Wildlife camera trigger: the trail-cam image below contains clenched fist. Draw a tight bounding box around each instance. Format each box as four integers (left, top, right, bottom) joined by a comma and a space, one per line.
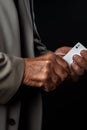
23, 52, 69, 92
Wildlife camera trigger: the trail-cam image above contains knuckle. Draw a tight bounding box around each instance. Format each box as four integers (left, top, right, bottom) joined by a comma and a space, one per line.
45, 60, 52, 66
45, 61, 53, 73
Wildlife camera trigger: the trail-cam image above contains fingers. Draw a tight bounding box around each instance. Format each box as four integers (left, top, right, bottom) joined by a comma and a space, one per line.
43, 76, 61, 92
71, 53, 87, 74
73, 54, 87, 70
71, 62, 84, 76
42, 60, 62, 92
69, 51, 87, 81
56, 55, 70, 74
81, 50, 87, 62
53, 61, 69, 82
55, 46, 72, 57
41, 55, 69, 92
49, 57, 69, 90
80, 50, 87, 70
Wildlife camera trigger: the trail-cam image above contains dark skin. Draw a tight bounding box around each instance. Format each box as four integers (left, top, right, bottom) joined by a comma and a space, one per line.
23, 47, 87, 92
23, 52, 69, 92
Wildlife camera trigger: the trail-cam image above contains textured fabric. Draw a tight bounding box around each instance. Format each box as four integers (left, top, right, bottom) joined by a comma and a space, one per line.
0, 0, 49, 130
0, 0, 24, 104
0, 53, 24, 104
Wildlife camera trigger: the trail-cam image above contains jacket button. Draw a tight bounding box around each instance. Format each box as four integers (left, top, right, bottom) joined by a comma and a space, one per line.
8, 118, 16, 126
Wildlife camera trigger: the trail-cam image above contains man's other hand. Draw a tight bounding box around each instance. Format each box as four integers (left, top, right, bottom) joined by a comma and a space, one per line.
55, 46, 87, 81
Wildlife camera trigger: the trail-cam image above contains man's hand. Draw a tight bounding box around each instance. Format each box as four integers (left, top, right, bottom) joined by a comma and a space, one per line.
55, 46, 71, 57
55, 46, 87, 81
23, 52, 69, 92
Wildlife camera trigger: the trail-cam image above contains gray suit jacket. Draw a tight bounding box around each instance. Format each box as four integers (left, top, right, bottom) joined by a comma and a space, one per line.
0, 0, 49, 129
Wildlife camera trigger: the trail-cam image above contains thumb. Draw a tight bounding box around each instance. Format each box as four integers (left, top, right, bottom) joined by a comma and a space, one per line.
55, 46, 72, 57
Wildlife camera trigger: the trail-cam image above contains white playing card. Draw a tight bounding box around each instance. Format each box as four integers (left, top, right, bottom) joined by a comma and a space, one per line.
63, 42, 87, 66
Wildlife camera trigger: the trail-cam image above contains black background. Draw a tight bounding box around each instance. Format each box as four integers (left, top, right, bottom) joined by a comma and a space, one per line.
34, 0, 86, 129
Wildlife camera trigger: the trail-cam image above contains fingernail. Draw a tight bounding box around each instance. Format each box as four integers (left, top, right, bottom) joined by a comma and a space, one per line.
81, 50, 86, 55
73, 55, 78, 60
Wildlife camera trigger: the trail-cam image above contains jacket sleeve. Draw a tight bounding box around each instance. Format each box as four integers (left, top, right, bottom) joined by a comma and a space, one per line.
31, 1, 50, 56
33, 22, 50, 56
0, 52, 24, 104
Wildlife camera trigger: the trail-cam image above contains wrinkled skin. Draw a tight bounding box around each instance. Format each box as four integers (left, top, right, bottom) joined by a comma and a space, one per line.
23, 46, 87, 92
23, 52, 70, 92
